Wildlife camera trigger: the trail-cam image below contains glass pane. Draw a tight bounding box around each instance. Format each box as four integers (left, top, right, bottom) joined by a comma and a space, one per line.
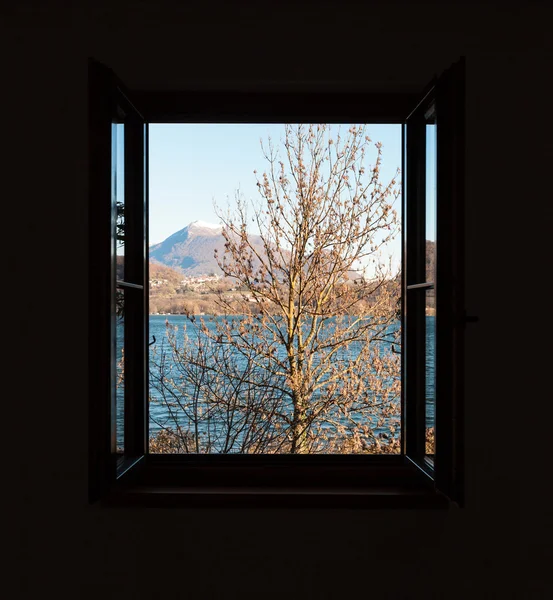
112, 117, 126, 455
115, 287, 125, 454
425, 289, 436, 457
425, 110, 436, 284
112, 120, 125, 280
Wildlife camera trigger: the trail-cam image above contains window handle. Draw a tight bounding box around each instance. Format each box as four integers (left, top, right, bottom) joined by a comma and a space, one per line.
459, 311, 479, 325
149, 335, 156, 346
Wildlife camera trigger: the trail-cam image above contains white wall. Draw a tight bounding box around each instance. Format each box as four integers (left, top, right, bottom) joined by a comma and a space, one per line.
4, 1, 551, 598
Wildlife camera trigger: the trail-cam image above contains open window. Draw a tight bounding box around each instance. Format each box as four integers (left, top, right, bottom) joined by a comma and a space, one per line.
89, 58, 465, 507
88, 63, 148, 499
403, 63, 465, 503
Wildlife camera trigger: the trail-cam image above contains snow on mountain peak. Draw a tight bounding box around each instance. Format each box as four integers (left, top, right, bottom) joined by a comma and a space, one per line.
189, 220, 222, 231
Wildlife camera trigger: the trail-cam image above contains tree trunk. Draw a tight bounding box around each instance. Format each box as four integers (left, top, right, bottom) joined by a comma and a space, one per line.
290, 393, 308, 453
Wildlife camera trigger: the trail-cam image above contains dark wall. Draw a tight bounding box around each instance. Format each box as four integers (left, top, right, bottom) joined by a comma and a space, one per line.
4, 1, 551, 598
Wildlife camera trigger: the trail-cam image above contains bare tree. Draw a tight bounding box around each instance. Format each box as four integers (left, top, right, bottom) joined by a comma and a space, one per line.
150, 124, 402, 454
150, 322, 290, 453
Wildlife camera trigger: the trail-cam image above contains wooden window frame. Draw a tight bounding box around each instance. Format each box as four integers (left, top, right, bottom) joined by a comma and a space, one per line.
88, 58, 465, 508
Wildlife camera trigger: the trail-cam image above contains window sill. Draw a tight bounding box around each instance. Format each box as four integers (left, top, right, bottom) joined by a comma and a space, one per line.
99, 455, 451, 509
104, 485, 450, 509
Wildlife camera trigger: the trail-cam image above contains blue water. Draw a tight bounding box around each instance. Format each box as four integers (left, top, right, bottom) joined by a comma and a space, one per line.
116, 315, 435, 450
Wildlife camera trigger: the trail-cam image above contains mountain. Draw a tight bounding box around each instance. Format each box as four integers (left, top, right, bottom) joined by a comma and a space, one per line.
149, 220, 266, 276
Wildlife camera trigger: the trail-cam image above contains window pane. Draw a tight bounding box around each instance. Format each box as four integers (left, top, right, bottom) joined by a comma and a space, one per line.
115, 287, 125, 454
425, 111, 436, 284
112, 120, 125, 281
425, 289, 435, 457
148, 123, 402, 454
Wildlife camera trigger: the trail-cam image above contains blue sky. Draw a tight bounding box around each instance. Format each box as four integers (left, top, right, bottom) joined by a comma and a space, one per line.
148, 123, 404, 271
426, 123, 437, 242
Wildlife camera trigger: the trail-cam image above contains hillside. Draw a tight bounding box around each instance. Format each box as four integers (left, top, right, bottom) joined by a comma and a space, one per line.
149, 262, 186, 285
426, 239, 436, 282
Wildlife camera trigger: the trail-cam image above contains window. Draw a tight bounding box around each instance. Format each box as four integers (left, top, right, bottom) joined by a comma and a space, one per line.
89, 59, 465, 507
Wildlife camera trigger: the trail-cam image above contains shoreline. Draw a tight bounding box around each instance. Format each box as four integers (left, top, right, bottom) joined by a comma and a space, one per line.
150, 312, 435, 318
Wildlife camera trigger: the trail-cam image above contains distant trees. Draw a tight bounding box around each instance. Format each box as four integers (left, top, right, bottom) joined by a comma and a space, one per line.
150, 125, 401, 454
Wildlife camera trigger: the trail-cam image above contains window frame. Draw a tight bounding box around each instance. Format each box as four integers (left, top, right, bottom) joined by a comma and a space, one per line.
404, 86, 439, 474
89, 58, 465, 508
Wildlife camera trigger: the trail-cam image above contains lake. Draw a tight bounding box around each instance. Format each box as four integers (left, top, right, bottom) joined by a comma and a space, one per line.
116, 314, 435, 450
